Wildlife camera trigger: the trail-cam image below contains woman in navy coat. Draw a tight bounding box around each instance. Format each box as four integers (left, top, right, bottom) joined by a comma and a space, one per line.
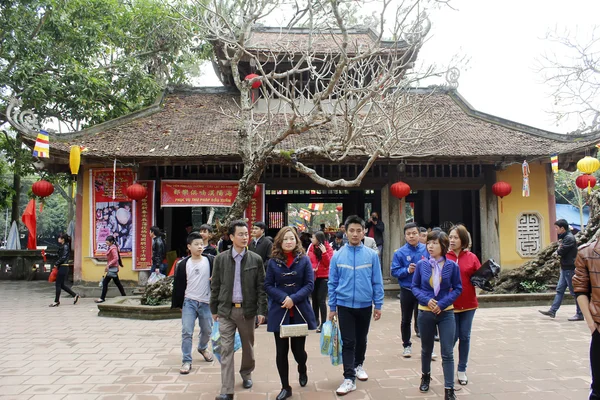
265, 226, 317, 400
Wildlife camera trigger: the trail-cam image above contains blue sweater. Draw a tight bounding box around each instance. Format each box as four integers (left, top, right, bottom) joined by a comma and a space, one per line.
328, 243, 384, 311
411, 258, 462, 311
390, 242, 428, 289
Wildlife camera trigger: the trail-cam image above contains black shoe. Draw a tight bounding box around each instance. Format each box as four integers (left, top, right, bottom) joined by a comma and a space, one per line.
242, 378, 253, 389
445, 388, 457, 400
49, 302, 60, 307
276, 387, 292, 400
215, 395, 233, 400
538, 310, 555, 318
415, 332, 421, 338
419, 373, 430, 392
73, 294, 80, 305
299, 373, 308, 387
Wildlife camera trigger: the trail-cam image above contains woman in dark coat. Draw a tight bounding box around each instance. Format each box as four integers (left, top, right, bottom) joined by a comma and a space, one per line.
49, 233, 79, 307
265, 226, 317, 400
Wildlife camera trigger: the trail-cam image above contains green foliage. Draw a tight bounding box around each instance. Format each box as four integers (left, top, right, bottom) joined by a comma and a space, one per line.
0, 0, 203, 127
141, 276, 173, 306
519, 280, 547, 293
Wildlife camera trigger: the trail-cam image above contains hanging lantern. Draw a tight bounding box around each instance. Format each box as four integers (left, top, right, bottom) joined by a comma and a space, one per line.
576, 174, 597, 194
390, 181, 411, 199
126, 183, 147, 201
69, 145, 82, 198
244, 73, 262, 89
32, 180, 54, 198
577, 156, 600, 174
492, 181, 512, 213
335, 205, 343, 212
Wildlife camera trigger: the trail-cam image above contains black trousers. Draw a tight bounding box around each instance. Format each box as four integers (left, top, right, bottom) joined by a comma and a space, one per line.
591, 330, 600, 400
312, 278, 328, 326
273, 330, 307, 388
100, 275, 126, 300
400, 288, 419, 347
55, 266, 76, 302
338, 305, 372, 381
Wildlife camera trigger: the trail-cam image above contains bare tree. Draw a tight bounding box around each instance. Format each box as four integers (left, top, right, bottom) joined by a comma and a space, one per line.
181, 0, 457, 221
540, 26, 600, 134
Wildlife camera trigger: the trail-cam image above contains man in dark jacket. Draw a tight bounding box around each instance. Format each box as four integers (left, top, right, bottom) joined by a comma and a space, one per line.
248, 221, 272, 267
211, 220, 267, 400
171, 232, 215, 375
365, 212, 384, 258
539, 219, 584, 321
150, 226, 166, 275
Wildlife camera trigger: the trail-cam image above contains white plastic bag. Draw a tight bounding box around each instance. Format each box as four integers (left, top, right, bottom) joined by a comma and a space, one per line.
147, 271, 165, 285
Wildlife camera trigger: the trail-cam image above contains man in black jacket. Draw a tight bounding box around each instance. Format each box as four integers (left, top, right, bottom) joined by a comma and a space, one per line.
150, 226, 166, 275
365, 212, 385, 259
248, 221, 272, 267
539, 219, 584, 321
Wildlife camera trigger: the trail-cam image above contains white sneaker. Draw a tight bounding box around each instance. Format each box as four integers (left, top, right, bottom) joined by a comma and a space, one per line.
336, 379, 357, 395
457, 371, 468, 385
402, 346, 412, 358
431, 351, 437, 361
355, 364, 368, 381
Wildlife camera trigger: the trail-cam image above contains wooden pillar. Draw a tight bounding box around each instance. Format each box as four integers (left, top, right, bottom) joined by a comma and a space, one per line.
480, 166, 500, 263
73, 170, 84, 282
546, 164, 558, 243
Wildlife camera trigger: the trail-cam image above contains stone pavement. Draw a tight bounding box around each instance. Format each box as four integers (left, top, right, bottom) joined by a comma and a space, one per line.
0, 281, 593, 400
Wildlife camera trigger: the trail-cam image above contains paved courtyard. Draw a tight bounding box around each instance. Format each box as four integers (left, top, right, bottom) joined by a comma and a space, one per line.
0, 281, 593, 399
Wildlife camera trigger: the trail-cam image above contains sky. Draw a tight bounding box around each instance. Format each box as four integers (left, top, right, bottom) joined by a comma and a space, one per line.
195, 0, 600, 134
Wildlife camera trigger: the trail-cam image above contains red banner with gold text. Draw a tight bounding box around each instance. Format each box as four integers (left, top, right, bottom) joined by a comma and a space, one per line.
244, 184, 265, 228
161, 180, 239, 207
133, 181, 155, 270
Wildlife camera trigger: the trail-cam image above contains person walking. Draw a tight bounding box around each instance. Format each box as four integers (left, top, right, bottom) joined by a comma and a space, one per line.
49, 233, 79, 307
265, 227, 317, 400
172, 232, 216, 375
150, 226, 167, 275
248, 221, 273, 267
539, 219, 584, 321
573, 239, 600, 400
391, 223, 428, 358
412, 230, 462, 400
95, 235, 127, 303
328, 215, 384, 396
365, 212, 384, 258
210, 220, 267, 400
447, 224, 481, 386
307, 231, 333, 333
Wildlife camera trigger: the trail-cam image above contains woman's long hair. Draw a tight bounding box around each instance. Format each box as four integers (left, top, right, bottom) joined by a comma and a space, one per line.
271, 226, 305, 261
313, 231, 327, 260
57, 233, 71, 245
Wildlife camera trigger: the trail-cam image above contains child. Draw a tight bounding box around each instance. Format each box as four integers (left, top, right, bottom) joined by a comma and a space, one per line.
171, 232, 215, 374
199, 224, 218, 256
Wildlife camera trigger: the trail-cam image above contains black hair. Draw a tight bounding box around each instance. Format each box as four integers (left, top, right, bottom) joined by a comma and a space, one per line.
335, 231, 344, 239
252, 221, 267, 231
344, 215, 365, 230
105, 235, 116, 244
199, 224, 213, 233
150, 226, 163, 237
58, 233, 71, 244
404, 222, 418, 233
184, 222, 193, 228
187, 231, 203, 245
228, 220, 248, 236
432, 227, 442, 232
313, 231, 327, 260
419, 226, 427, 233
554, 219, 570, 231
339, 222, 345, 228
426, 230, 450, 255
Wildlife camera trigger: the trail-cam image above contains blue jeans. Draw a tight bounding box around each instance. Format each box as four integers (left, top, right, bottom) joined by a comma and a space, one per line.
453, 309, 476, 372
181, 298, 213, 363
418, 310, 455, 388
550, 269, 582, 316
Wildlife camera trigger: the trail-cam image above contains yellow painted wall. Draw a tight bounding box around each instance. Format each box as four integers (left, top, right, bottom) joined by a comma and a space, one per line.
81, 165, 139, 282
497, 162, 551, 269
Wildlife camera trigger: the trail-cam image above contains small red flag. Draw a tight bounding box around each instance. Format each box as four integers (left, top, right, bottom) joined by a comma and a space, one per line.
21, 199, 37, 250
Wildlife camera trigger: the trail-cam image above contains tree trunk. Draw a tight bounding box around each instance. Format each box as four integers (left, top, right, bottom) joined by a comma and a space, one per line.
10, 135, 22, 225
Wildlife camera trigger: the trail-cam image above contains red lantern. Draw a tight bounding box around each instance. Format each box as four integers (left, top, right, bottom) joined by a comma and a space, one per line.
491, 181, 512, 213
32, 180, 54, 198
126, 183, 147, 201
336, 205, 343, 212
245, 73, 262, 89
576, 174, 597, 190
390, 181, 411, 199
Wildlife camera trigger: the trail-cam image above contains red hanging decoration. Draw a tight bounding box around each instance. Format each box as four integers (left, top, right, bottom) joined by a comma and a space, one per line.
32, 180, 54, 198
335, 205, 343, 212
245, 73, 262, 89
126, 183, 148, 201
576, 174, 597, 194
390, 181, 411, 199
492, 181, 512, 213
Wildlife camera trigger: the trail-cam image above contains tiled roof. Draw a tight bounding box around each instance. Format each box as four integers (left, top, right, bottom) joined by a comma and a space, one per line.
34, 87, 600, 164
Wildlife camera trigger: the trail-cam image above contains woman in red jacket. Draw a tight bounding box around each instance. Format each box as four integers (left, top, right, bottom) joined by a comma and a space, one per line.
307, 231, 333, 333
447, 224, 480, 386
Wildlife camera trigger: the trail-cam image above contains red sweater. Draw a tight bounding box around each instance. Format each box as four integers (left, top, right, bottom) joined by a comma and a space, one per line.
307, 242, 333, 279
446, 250, 481, 311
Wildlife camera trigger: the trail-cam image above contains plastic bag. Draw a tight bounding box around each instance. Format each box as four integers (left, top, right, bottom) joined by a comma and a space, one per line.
147, 271, 165, 285
48, 268, 57, 283
211, 321, 242, 363
320, 321, 332, 356
471, 259, 501, 292
329, 318, 343, 366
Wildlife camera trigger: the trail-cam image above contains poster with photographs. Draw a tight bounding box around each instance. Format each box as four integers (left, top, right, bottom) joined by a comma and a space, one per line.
91, 168, 135, 257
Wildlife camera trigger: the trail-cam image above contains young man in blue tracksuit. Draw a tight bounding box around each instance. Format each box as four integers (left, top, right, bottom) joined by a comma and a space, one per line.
391, 223, 428, 358
328, 215, 384, 396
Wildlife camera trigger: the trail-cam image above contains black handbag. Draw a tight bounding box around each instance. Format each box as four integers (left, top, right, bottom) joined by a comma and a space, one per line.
470, 259, 501, 291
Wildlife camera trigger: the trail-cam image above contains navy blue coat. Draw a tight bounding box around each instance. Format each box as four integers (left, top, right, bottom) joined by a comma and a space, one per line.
264, 254, 318, 332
